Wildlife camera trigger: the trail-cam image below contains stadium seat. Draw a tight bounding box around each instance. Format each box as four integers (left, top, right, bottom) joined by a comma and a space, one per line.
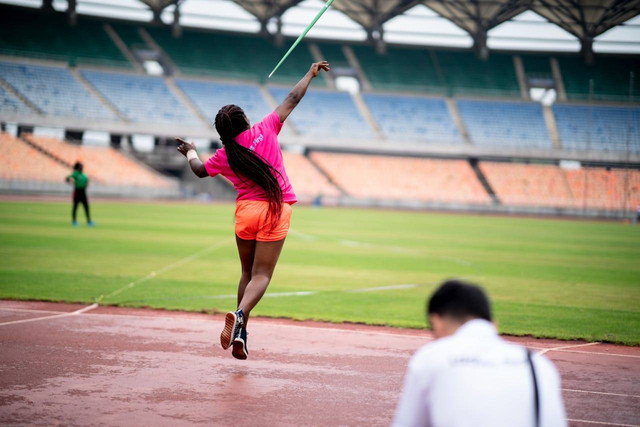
146, 27, 324, 86
310, 152, 490, 204
434, 51, 520, 97
0, 84, 34, 116
0, 5, 130, 68
0, 133, 69, 182
268, 88, 372, 138
553, 104, 640, 152
282, 152, 341, 200
110, 22, 148, 53
350, 45, 444, 93
175, 79, 272, 126
315, 42, 351, 70
557, 55, 640, 102
0, 62, 116, 120
362, 93, 461, 143
456, 99, 552, 149
520, 54, 553, 82
565, 167, 640, 211
80, 70, 200, 125
26, 135, 174, 188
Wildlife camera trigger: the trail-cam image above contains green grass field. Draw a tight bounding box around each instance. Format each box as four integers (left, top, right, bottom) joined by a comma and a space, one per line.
1, 200, 639, 345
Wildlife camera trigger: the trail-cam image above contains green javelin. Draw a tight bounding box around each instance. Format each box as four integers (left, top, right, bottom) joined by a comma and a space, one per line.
268, 0, 335, 79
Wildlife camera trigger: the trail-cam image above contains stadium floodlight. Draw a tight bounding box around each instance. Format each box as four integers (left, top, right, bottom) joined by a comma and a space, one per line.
268, 0, 335, 78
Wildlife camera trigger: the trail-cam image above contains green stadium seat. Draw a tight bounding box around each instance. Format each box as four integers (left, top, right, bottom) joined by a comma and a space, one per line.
110, 22, 148, 53
0, 5, 131, 69
146, 27, 325, 86
434, 50, 520, 97
351, 44, 444, 93
520, 54, 553, 81
315, 42, 351, 69
557, 54, 640, 102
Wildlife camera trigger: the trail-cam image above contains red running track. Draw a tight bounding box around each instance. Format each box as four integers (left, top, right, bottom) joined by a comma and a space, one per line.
0, 301, 638, 426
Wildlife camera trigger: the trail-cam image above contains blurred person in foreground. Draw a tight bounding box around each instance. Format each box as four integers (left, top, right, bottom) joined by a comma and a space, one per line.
393, 280, 566, 427
65, 162, 93, 227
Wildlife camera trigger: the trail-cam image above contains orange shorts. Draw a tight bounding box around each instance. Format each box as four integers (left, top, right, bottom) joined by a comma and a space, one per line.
235, 200, 292, 242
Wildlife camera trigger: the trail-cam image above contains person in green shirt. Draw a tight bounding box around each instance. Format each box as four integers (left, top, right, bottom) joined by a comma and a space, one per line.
65, 162, 93, 227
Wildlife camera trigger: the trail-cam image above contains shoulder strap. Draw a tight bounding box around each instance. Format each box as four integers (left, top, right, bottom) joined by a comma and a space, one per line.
526, 349, 540, 427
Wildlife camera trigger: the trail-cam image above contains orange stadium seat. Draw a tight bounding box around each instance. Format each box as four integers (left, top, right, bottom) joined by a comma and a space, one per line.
310, 152, 490, 204
565, 168, 640, 211
0, 133, 69, 182
282, 152, 341, 199
25, 135, 172, 188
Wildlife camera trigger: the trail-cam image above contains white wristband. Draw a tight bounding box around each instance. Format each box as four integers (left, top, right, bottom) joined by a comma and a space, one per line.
186, 150, 198, 161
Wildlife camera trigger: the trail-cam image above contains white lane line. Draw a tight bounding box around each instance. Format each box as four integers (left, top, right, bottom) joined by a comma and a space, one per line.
538, 341, 601, 355
558, 349, 640, 359
563, 389, 640, 399
0, 303, 98, 327
0, 307, 65, 315
566, 419, 639, 426
348, 284, 419, 293
98, 240, 228, 302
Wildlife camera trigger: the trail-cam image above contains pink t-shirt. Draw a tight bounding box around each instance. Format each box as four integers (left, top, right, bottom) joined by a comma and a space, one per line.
204, 110, 297, 204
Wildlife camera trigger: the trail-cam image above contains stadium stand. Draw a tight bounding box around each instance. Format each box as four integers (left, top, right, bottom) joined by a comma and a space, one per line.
146, 27, 324, 85
553, 104, 640, 152
520, 54, 553, 82
0, 6, 130, 68
480, 161, 573, 207
556, 55, 640, 102
310, 152, 490, 204
0, 84, 34, 116
315, 43, 351, 69
175, 78, 271, 125
110, 22, 149, 53
434, 51, 520, 97
565, 167, 640, 211
282, 152, 341, 199
25, 135, 174, 188
456, 99, 552, 149
350, 45, 444, 93
0, 133, 69, 182
269, 88, 372, 138
0, 62, 116, 120
362, 93, 461, 143
80, 70, 200, 125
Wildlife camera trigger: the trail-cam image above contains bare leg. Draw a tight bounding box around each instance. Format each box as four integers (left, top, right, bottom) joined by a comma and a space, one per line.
237, 238, 286, 317
235, 235, 256, 325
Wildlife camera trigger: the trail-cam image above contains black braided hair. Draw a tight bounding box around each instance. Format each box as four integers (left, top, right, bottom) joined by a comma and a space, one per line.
215, 104, 283, 228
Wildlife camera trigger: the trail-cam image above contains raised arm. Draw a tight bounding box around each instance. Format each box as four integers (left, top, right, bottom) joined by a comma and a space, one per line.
275, 61, 330, 123
176, 138, 208, 178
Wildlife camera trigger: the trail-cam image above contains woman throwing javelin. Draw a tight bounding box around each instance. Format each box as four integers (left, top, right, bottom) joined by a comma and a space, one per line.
177, 61, 330, 360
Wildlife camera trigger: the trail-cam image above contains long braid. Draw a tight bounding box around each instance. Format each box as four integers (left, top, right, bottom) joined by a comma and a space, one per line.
215, 104, 283, 228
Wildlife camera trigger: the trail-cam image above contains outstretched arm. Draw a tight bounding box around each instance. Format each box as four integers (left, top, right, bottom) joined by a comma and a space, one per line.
176, 138, 208, 178
275, 61, 330, 123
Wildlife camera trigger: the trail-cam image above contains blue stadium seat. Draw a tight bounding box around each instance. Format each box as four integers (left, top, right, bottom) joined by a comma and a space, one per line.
553, 104, 640, 152
268, 88, 372, 138
80, 70, 200, 124
0, 62, 115, 119
456, 100, 552, 149
175, 79, 271, 125
362, 93, 461, 143
0, 84, 33, 115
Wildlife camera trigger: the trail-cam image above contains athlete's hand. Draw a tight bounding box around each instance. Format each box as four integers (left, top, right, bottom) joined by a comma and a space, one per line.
176, 137, 196, 157
308, 61, 330, 78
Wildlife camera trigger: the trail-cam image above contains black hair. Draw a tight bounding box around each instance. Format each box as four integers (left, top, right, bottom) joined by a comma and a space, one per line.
73, 162, 83, 172
214, 104, 283, 227
427, 279, 492, 322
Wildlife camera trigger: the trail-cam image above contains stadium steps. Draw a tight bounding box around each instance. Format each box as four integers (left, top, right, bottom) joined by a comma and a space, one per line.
342, 46, 372, 91
469, 158, 500, 205
309, 43, 336, 89
165, 76, 210, 126
19, 134, 73, 169
71, 68, 128, 122
0, 75, 42, 115
138, 27, 179, 76
445, 98, 471, 144
350, 92, 384, 140
305, 152, 349, 196
550, 58, 568, 101
103, 23, 143, 72
542, 105, 562, 149
512, 56, 529, 99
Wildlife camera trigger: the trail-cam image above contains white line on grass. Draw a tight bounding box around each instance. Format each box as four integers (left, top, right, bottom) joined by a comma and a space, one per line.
566, 419, 639, 427
538, 341, 601, 355
348, 284, 419, 293
98, 240, 228, 302
0, 303, 97, 327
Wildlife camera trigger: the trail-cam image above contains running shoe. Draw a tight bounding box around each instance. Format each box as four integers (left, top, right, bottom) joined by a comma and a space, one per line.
220, 309, 244, 350
232, 328, 248, 360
